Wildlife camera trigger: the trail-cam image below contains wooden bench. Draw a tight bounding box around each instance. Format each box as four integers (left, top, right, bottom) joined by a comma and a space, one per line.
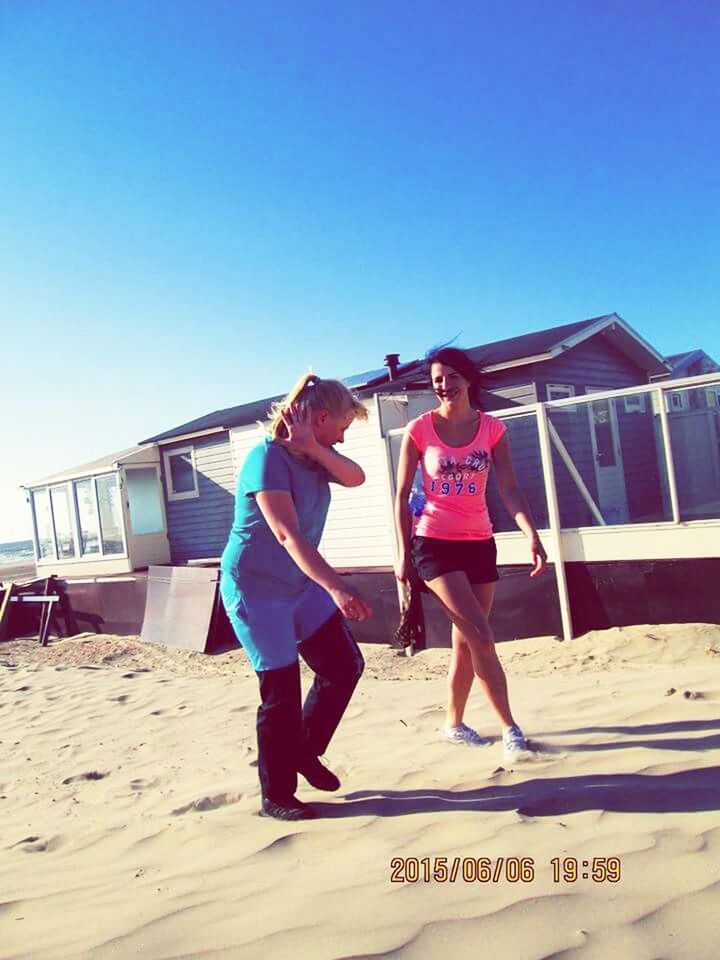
0, 577, 63, 646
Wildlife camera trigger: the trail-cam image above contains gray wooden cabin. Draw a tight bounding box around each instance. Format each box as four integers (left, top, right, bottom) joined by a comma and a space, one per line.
141, 313, 672, 568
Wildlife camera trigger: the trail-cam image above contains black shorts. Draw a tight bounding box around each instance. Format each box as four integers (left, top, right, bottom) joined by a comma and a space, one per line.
411, 536, 499, 585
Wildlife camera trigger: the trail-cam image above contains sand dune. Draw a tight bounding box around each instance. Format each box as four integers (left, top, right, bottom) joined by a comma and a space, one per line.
2, 624, 719, 959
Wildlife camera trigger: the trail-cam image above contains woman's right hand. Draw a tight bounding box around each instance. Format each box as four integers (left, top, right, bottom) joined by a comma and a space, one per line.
394, 554, 411, 583
330, 585, 373, 621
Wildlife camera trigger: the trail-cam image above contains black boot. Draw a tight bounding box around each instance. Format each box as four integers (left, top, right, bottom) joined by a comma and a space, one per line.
260, 795, 316, 821
298, 755, 341, 791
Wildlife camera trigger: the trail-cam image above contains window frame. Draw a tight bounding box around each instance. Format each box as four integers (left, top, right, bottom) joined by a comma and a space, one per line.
623, 394, 646, 414
667, 391, 690, 412
546, 383, 577, 411
49, 482, 78, 560
29, 472, 128, 563
30, 486, 56, 561
705, 387, 720, 409
163, 445, 200, 501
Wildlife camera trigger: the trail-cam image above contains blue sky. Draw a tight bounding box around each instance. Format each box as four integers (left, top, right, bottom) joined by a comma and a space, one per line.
1, 0, 718, 541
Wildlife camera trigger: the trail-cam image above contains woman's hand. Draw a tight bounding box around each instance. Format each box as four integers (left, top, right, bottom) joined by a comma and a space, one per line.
529, 537, 548, 577
330, 584, 373, 621
279, 404, 320, 457
394, 554, 411, 583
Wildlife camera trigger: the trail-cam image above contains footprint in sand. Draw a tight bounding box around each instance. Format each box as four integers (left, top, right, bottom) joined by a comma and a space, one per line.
110, 694, 129, 704
13, 835, 63, 853
130, 777, 160, 792
62, 771, 109, 785
15, 686, 31, 692
171, 793, 243, 815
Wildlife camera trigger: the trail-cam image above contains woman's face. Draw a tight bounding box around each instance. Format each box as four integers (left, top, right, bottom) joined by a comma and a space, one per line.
431, 362, 470, 403
313, 407, 356, 447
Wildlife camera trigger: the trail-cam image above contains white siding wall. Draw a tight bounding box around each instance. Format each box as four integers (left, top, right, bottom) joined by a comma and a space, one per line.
229, 423, 266, 479
320, 402, 395, 568
229, 403, 396, 570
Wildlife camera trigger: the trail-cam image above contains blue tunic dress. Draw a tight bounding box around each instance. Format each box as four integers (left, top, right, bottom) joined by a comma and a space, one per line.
219, 437, 338, 672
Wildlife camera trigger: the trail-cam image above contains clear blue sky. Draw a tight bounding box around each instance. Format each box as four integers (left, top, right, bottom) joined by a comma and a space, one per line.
1, 0, 718, 542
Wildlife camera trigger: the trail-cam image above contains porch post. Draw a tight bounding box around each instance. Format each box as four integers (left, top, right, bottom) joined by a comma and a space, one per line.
535, 402, 574, 642
656, 387, 681, 523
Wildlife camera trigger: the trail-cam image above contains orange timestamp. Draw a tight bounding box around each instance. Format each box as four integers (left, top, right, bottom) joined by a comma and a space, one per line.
390, 856, 622, 884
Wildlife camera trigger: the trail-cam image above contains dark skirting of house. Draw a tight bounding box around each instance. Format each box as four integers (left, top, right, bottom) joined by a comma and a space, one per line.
9, 558, 718, 652
565, 558, 720, 635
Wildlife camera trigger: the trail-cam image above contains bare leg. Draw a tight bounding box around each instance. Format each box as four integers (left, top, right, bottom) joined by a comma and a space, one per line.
446, 582, 495, 728
426, 572, 516, 731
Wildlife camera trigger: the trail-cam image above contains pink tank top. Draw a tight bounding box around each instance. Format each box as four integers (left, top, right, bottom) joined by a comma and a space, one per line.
407, 410, 506, 541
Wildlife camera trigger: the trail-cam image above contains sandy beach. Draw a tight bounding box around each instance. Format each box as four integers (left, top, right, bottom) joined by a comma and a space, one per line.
0, 559, 37, 584
2, 623, 720, 959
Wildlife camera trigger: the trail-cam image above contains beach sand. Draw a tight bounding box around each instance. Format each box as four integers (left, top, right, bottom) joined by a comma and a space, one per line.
2, 623, 719, 959
0, 559, 37, 584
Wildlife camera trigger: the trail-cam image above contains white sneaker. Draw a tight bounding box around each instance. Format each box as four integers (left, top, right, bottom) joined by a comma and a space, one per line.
502, 724, 532, 760
441, 723, 489, 746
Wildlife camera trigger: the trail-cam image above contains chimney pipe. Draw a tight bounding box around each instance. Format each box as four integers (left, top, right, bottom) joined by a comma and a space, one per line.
384, 353, 400, 381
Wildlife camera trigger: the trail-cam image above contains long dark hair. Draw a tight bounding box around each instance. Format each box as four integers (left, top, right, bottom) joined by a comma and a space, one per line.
425, 346, 485, 407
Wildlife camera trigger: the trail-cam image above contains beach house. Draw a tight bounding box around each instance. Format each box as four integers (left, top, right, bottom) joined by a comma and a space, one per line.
21, 313, 720, 643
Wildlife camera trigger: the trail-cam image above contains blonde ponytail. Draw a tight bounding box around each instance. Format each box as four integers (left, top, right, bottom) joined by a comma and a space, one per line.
267, 372, 367, 440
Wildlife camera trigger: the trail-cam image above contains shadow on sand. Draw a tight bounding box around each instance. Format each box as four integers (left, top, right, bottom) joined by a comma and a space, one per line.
310, 719, 720, 818
312, 765, 720, 819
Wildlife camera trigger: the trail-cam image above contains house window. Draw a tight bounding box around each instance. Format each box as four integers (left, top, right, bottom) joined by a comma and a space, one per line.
29, 474, 127, 563
706, 387, 720, 408
31, 488, 55, 560
546, 384, 576, 410
164, 446, 199, 500
667, 391, 690, 412
74, 477, 101, 556
623, 394, 646, 414
96, 474, 126, 554
126, 468, 165, 534
50, 485, 76, 559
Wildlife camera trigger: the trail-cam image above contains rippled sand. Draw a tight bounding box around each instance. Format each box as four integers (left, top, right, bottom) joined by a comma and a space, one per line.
2, 623, 719, 959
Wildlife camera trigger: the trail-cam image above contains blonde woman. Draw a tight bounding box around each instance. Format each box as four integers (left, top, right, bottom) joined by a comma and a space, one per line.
220, 374, 372, 820
394, 347, 547, 761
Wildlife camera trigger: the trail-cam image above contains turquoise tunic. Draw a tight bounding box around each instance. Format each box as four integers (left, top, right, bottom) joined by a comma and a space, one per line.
220, 437, 338, 672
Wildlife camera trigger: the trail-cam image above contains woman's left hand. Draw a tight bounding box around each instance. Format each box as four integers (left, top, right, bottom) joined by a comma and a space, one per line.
529, 537, 548, 577
279, 404, 319, 456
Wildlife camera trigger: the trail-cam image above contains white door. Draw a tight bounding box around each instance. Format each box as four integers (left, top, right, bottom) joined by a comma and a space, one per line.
586, 388, 629, 524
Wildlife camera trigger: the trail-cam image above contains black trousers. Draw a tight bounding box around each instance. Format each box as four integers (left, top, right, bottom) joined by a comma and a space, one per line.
255, 611, 365, 803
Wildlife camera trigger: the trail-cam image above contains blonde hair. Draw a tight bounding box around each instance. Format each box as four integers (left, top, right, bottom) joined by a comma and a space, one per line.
267, 373, 368, 440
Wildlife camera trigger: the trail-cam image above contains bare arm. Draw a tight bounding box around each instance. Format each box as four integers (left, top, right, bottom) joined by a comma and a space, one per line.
492, 435, 547, 577
255, 490, 372, 618
393, 431, 420, 581
306, 444, 365, 487
280, 406, 365, 486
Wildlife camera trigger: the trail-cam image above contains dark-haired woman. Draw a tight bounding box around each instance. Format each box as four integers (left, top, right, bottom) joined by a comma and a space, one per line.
394, 348, 547, 761
220, 373, 372, 820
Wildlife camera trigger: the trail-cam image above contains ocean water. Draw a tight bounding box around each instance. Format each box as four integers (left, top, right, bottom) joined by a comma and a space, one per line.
0, 540, 34, 565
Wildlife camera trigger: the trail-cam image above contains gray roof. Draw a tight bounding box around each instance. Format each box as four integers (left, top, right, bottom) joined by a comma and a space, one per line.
140, 313, 663, 443
24, 445, 157, 489
664, 349, 720, 377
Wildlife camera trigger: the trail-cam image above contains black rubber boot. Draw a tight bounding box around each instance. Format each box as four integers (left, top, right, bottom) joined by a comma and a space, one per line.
298, 755, 341, 792
259, 796, 316, 821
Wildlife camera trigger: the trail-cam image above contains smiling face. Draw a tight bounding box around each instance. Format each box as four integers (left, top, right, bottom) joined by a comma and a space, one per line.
431, 362, 471, 404
312, 406, 356, 447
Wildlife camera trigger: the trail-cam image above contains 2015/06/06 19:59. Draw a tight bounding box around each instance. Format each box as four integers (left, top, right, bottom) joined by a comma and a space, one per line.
389, 857, 622, 884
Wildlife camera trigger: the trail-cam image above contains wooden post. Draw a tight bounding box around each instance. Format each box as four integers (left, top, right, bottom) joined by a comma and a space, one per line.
0, 582, 17, 642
